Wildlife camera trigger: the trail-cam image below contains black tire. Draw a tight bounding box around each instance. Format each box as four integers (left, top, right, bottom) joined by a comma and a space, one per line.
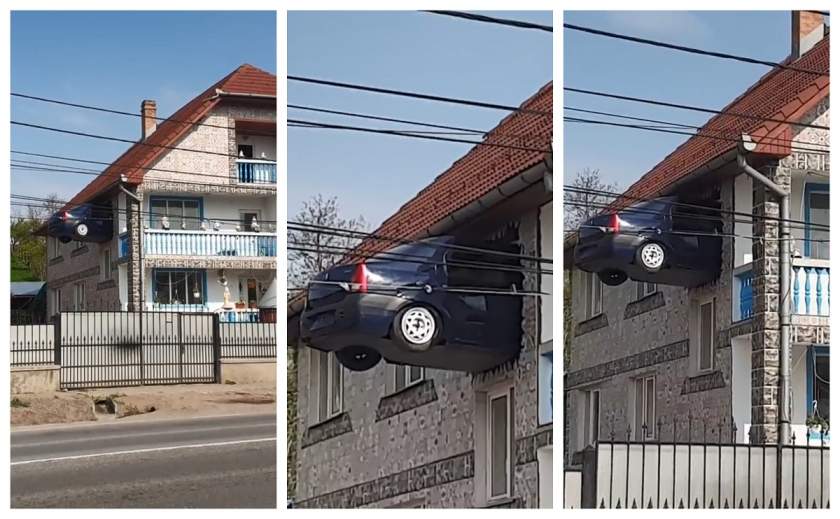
636, 241, 667, 273
392, 305, 440, 352
58, 236, 72, 244
598, 270, 628, 286
336, 346, 382, 372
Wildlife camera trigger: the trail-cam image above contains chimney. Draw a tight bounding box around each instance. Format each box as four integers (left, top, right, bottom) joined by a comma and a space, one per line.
141, 100, 157, 140
791, 11, 825, 59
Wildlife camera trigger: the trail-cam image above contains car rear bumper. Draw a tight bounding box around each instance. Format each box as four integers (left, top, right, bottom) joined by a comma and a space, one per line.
574, 233, 643, 272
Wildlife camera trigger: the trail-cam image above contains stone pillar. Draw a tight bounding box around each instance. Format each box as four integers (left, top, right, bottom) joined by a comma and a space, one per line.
126, 190, 144, 311
750, 162, 790, 444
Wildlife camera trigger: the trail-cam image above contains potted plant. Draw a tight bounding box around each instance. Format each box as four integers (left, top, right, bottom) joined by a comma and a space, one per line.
235, 299, 246, 309
806, 414, 829, 437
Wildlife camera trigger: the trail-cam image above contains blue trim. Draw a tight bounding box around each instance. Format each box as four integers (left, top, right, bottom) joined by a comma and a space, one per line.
148, 196, 204, 227
150, 268, 208, 306
805, 345, 830, 417
803, 183, 829, 257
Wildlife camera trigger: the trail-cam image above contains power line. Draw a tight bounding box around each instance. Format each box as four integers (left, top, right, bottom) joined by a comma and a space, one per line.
11, 92, 240, 131
289, 119, 552, 153
567, 224, 831, 244
290, 277, 548, 298
289, 221, 552, 264
564, 22, 828, 75
564, 106, 830, 152
563, 116, 830, 155
423, 10, 552, 33
564, 86, 830, 131
11, 120, 251, 160
288, 75, 552, 116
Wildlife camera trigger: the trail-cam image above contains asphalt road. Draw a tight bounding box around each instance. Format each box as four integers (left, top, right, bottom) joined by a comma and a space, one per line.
11, 413, 276, 508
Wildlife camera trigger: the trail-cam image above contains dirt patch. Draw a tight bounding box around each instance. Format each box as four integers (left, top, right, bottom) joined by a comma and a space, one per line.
11, 392, 96, 426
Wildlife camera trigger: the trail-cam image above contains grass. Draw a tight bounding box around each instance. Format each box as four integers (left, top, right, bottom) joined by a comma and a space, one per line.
11, 257, 40, 282
11, 397, 30, 408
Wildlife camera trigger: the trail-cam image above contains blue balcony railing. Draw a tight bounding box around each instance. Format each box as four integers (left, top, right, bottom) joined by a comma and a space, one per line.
733, 258, 829, 320
144, 229, 276, 257
236, 159, 276, 184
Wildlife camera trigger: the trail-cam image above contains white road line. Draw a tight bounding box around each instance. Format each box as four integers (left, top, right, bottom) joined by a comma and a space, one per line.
11, 437, 276, 466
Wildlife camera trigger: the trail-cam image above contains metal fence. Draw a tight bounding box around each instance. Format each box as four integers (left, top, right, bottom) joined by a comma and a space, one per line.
573, 417, 830, 509
10, 310, 277, 389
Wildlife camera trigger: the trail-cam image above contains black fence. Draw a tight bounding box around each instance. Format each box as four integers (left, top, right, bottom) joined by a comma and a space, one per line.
575, 416, 830, 509
10, 310, 276, 389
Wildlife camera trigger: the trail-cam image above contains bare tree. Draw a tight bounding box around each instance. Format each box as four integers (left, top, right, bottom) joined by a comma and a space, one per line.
563, 168, 618, 229
287, 194, 367, 293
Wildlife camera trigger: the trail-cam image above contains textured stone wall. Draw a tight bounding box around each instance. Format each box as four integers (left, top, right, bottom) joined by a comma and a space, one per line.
294, 210, 551, 508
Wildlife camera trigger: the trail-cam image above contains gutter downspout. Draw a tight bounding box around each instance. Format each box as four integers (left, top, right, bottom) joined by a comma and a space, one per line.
736, 137, 792, 446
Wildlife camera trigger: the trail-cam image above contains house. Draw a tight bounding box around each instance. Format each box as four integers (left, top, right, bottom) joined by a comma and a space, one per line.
287, 83, 553, 508
564, 11, 829, 465
41, 64, 277, 322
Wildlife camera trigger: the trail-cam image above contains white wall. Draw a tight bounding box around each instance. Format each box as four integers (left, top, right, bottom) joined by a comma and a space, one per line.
143, 193, 275, 232
733, 173, 753, 268
730, 336, 751, 435
791, 345, 808, 425
236, 134, 275, 160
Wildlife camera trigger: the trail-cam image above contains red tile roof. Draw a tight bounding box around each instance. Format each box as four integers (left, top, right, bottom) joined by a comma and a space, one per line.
60, 64, 276, 211
358, 82, 553, 254
613, 37, 829, 208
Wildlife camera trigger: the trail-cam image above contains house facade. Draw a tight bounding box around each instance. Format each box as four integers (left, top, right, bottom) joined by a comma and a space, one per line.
44, 64, 277, 322
564, 13, 829, 464
288, 84, 554, 508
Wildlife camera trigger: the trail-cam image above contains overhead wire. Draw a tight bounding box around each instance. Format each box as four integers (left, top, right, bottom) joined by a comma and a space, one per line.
423, 10, 552, 33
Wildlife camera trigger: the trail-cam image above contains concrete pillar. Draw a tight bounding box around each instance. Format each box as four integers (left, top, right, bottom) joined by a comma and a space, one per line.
750, 162, 790, 444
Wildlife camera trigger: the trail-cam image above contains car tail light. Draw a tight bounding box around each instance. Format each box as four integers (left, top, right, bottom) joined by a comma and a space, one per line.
351, 262, 368, 293
60, 211, 71, 222
607, 213, 620, 233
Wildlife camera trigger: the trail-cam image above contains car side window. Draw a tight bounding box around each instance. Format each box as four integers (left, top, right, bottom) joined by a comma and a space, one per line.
445, 250, 520, 290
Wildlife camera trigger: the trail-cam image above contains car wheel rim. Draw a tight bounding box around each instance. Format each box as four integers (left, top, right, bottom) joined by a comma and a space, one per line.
76, 224, 88, 236
401, 307, 435, 345
641, 243, 664, 268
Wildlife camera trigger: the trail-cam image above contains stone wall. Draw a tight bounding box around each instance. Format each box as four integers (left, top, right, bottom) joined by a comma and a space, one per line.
293, 210, 551, 508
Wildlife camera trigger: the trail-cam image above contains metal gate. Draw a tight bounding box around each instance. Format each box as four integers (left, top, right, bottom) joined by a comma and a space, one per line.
58, 311, 219, 389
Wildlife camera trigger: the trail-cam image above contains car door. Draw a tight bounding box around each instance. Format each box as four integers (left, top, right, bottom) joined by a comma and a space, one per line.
441, 250, 489, 345
667, 206, 704, 268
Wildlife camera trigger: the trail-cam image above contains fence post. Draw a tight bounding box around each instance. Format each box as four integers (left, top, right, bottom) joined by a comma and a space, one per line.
53, 313, 61, 366
212, 313, 222, 383
581, 445, 599, 508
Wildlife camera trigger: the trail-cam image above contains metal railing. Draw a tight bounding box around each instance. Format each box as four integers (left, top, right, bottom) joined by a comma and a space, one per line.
236, 159, 276, 184
144, 229, 276, 257
574, 416, 830, 509
220, 320, 276, 358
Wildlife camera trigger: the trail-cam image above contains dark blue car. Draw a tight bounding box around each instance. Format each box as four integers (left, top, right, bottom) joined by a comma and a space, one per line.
574, 196, 722, 287
300, 236, 523, 372
47, 203, 113, 243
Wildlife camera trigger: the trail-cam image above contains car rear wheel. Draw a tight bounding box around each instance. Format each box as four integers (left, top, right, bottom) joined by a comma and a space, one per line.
336, 346, 382, 372
75, 223, 89, 237
393, 305, 439, 352
637, 242, 666, 272
598, 270, 627, 286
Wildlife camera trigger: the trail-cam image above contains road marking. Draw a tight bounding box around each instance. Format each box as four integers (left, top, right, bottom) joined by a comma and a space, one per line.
11, 437, 276, 466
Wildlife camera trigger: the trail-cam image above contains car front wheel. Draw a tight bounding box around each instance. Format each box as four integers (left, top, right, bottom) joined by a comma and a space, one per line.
637, 242, 666, 272
598, 270, 628, 286
336, 346, 382, 372
75, 223, 89, 237
393, 305, 439, 352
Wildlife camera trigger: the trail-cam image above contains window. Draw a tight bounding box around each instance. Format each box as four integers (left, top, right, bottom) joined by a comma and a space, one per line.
73, 282, 85, 310
634, 376, 656, 440
583, 271, 603, 318
240, 210, 261, 231
808, 347, 829, 421
805, 185, 829, 259
583, 389, 600, 447
394, 365, 424, 392
311, 349, 343, 422
487, 388, 511, 500
149, 197, 201, 230
237, 144, 254, 158
636, 281, 656, 300
538, 349, 553, 425
101, 248, 112, 281
699, 300, 715, 371
446, 249, 522, 290
52, 288, 62, 314
152, 270, 205, 306
49, 237, 61, 259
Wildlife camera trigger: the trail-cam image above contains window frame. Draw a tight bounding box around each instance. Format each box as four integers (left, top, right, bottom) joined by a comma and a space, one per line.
634, 376, 656, 440
806, 345, 830, 421
148, 196, 204, 230
583, 388, 601, 447
311, 349, 343, 424
584, 271, 603, 319
803, 182, 829, 259
239, 210, 262, 231
636, 281, 656, 300
101, 248, 112, 281
393, 364, 424, 393
73, 281, 85, 311
49, 237, 62, 259
698, 299, 715, 372
486, 387, 512, 501
151, 268, 207, 307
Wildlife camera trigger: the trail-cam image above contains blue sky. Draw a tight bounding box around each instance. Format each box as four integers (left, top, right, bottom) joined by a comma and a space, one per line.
10, 11, 276, 215
287, 10, 552, 228
564, 10, 816, 191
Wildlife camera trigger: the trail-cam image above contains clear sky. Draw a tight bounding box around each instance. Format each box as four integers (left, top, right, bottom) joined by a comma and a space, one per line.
564, 10, 822, 191
287, 10, 553, 228
10, 11, 276, 215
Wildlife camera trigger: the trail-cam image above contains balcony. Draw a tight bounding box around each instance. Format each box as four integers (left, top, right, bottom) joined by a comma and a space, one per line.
732, 258, 830, 321
236, 159, 276, 184
144, 229, 276, 257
